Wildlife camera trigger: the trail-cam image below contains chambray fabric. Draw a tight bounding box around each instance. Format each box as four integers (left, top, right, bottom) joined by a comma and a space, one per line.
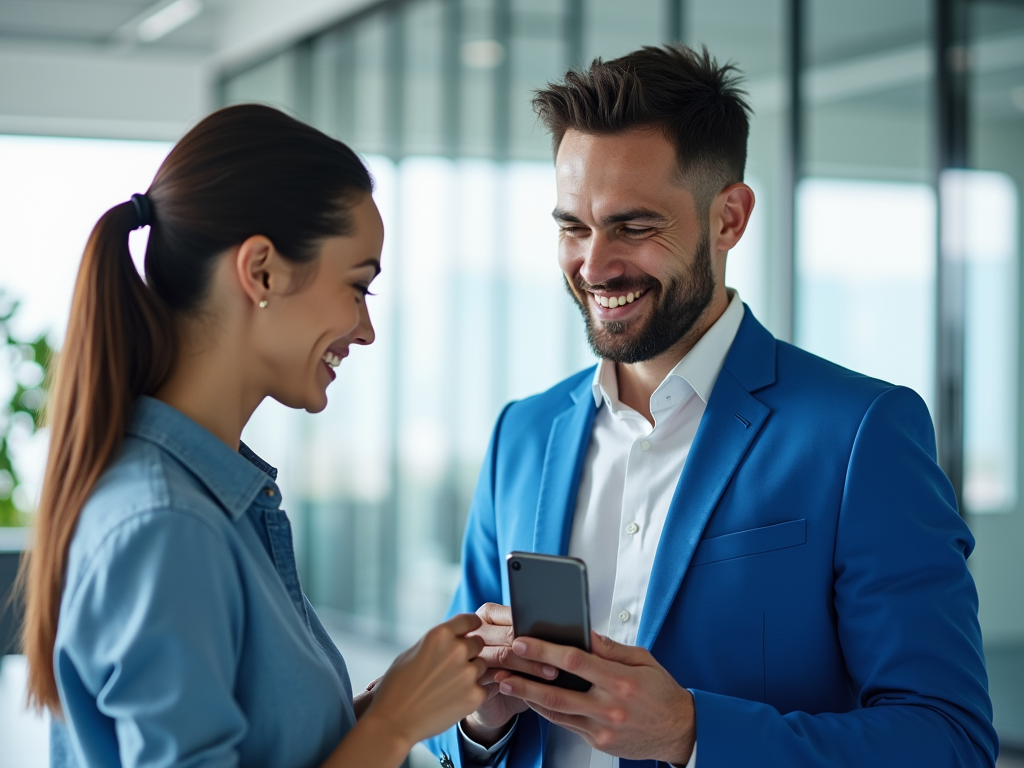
51, 396, 356, 768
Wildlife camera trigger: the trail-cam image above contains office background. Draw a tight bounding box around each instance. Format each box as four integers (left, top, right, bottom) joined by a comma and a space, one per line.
0, 0, 1022, 765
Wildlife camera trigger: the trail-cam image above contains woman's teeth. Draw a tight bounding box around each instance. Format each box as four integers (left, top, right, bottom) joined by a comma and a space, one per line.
322, 351, 343, 368
595, 289, 645, 308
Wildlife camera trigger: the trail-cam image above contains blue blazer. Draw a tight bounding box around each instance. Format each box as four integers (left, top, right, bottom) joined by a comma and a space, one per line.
429, 309, 997, 767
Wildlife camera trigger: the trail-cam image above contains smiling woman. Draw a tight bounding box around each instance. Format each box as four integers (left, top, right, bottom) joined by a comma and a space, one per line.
16, 104, 489, 768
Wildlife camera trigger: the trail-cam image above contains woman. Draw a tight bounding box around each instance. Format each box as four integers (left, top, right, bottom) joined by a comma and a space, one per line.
20, 104, 488, 767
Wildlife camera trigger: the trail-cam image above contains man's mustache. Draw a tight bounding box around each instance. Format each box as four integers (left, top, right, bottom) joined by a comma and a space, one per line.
573, 275, 658, 296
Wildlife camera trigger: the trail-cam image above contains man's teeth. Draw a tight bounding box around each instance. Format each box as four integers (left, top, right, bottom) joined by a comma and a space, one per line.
322, 351, 342, 368
595, 289, 645, 308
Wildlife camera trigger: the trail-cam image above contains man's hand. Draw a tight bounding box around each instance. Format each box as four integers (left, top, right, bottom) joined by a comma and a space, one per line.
460, 603, 559, 747
494, 631, 696, 764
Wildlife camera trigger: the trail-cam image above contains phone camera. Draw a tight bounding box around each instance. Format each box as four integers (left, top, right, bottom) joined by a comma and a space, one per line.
511, 560, 522, 571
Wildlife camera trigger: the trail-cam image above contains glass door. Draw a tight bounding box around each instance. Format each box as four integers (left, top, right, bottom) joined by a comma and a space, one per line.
960, 0, 1024, 753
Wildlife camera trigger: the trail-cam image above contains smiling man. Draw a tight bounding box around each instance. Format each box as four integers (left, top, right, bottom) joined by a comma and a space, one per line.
428, 45, 997, 768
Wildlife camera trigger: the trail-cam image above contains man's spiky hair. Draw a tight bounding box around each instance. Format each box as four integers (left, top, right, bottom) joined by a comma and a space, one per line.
532, 44, 751, 212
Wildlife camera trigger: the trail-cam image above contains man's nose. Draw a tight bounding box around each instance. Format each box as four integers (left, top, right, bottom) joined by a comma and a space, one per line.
579, 233, 624, 287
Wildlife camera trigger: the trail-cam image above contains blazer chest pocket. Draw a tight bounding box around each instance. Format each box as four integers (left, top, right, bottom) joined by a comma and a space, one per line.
691, 519, 806, 567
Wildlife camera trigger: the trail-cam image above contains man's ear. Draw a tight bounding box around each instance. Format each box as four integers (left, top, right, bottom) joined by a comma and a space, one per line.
713, 183, 756, 253
235, 235, 277, 309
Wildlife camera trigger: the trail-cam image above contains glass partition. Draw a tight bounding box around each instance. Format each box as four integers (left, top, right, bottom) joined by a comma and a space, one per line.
796, 0, 936, 409
686, 0, 787, 331
962, 0, 1024, 751
220, 0, 780, 642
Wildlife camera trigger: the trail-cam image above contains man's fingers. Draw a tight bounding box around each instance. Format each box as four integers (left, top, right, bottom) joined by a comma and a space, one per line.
470, 621, 515, 648
476, 602, 513, 626
480, 645, 559, 679
527, 702, 592, 734
511, 637, 607, 685
479, 669, 505, 686
444, 612, 484, 636
497, 673, 596, 717
589, 631, 649, 666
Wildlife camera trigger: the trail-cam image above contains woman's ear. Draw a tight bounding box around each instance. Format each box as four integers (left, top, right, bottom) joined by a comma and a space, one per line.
235, 235, 277, 309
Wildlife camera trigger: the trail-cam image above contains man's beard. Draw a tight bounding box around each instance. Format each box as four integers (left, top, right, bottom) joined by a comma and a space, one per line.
566, 228, 715, 365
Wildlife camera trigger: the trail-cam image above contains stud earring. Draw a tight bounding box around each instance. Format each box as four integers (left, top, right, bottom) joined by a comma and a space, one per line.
259, 300, 268, 308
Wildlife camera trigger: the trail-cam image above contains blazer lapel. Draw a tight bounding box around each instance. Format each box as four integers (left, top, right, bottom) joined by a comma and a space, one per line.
533, 375, 598, 556
636, 368, 771, 649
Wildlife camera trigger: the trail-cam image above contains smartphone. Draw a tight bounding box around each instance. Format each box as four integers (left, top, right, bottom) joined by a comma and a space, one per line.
506, 551, 592, 692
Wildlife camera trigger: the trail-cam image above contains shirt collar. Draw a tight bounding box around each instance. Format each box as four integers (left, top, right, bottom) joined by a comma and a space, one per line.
127, 396, 279, 520
592, 289, 746, 410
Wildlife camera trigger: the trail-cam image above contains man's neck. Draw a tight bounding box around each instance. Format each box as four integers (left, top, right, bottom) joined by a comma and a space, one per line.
615, 290, 730, 424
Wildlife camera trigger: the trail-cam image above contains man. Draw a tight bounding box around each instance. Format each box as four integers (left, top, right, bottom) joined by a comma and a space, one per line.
428, 45, 997, 767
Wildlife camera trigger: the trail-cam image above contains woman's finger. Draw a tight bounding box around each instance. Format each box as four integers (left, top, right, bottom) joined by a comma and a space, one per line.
445, 612, 483, 636
471, 657, 488, 678
463, 634, 486, 659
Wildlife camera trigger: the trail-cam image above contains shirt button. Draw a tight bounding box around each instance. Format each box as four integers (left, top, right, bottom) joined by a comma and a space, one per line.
639, 440, 651, 451
618, 610, 631, 622
265, 488, 275, 497
626, 522, 640, 535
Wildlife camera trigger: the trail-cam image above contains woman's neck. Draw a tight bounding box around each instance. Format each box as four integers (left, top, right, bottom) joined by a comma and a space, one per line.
155, 328, 262, 450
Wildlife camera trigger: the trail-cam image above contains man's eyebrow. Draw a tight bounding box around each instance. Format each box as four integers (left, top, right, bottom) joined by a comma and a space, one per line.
601, 208, 669, 225
551, 208, 669, 225
552, 208, 582, 223
352, 258, 382, 276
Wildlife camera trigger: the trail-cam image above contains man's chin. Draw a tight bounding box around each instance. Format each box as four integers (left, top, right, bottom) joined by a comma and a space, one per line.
587, 328, 649, 363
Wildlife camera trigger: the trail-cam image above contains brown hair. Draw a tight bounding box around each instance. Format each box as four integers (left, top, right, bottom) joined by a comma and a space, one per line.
532, 44, 751, 212
19, 104, 372, 712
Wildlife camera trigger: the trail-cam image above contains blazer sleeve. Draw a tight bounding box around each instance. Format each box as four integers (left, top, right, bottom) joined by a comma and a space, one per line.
691, 386, 998, 767
426, 403, 520, 768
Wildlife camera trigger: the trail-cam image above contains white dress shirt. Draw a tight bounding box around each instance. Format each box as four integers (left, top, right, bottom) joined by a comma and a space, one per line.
545, 291, 744, 768
464, 291, 745, 768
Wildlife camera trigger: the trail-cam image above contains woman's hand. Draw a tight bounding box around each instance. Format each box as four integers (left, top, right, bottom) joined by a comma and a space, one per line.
322, 614, 487, 768
353, 677, 382, 720
361, 613, 489, 749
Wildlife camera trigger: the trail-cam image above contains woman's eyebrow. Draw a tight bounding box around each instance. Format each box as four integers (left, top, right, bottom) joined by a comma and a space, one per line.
351, 258, 381, 276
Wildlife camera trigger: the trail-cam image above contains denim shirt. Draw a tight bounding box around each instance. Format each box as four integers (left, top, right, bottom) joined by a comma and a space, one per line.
51, 396, 356, 768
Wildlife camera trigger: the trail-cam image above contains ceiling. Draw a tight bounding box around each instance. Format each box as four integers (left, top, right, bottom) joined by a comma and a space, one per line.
0, 0, 225, 53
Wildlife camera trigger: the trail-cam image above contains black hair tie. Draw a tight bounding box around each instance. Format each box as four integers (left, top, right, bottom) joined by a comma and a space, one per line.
131, 193, 153, 230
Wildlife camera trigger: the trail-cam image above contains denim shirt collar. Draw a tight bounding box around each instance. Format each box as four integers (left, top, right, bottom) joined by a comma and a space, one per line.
127, 396, 279, 520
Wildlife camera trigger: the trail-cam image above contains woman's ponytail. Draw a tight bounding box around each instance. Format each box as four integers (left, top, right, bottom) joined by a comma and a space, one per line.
20, 200, 174, 713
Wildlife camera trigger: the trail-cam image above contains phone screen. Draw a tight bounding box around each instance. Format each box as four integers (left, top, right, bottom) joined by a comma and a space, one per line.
506, 551, 592, 691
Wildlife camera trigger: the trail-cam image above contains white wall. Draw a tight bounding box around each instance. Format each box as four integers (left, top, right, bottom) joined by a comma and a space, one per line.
0, 42, 211, 141
215, 0, 377, 72
0, 0, 378, 143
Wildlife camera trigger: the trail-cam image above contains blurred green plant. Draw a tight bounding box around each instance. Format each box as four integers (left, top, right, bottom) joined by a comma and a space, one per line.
0, 291, 53, 526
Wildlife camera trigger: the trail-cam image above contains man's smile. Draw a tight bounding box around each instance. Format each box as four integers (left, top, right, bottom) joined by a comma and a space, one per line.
588, 287, 649, 320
